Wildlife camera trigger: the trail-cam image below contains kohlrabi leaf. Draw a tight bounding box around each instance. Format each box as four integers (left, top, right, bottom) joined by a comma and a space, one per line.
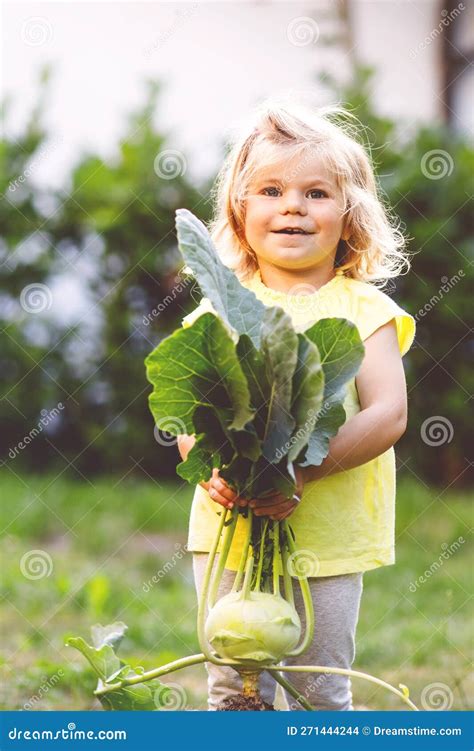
287, 335, 324, 462
145, 312, 254, 435
303, 318, 365, 400
297, 319, 364, 468
97, 671, 168, 711
260, 307, 298, 463
176, 209, 267, 348
298, 397, 346, 468
66, 636, 121, 682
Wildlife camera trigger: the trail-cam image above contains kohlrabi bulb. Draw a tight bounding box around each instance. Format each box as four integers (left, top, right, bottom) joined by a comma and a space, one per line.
205, 590, 301, 665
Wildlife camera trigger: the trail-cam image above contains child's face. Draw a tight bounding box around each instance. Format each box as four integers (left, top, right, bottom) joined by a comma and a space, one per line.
243, 153, 348, 272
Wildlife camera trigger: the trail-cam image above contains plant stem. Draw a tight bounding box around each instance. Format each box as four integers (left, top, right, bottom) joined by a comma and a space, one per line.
266, 669, 314, 711
266, 665, 419, 711
255, 518, 269, 592
282, 520, 315, 658
208, 505, 238, 609
231, 508, 253, 593
273, 521, 280, 596
241, 550, 255, 600
281, 534, 295, 607
197, 508, 240, 667
94, 654, 207, 696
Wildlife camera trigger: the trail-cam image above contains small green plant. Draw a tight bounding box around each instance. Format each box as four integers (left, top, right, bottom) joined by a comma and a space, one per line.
67, 210, 419, 710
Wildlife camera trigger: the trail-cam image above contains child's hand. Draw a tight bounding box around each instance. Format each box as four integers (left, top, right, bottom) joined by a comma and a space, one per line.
248, 466, 306, 521
200, 468, 247, 510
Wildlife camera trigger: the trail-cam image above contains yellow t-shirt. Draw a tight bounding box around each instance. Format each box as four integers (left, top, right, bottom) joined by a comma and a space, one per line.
181, 269, 416, 577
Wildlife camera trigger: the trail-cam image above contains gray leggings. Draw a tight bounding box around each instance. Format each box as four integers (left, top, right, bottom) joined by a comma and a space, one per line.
193, 552, 363, 711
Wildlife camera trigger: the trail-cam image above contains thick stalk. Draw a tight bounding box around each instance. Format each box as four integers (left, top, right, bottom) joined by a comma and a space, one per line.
208, 506, 239, 609
283, 520, 315, 658
240, 550, 255, 600
231, 508, 253, 593
280, 536, 295, 607
94, 653, 207, 696
266, 665, 419, 711
272, 521, 280, 596
254, 518, 269, 591
197, 508, 240, 667
266, 669, 314, 711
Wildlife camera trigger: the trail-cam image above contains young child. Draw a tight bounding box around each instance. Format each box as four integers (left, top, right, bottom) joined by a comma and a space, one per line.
177, 98, 416, 711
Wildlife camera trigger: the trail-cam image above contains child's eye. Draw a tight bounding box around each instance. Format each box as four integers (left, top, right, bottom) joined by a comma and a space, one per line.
261, 186, 280, 197
308, 189, 327, 199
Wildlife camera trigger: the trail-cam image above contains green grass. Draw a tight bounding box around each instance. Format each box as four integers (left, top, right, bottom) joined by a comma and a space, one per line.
0, 469, 471, 711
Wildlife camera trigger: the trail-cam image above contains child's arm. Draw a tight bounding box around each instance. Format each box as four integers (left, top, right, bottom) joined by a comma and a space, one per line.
303, 319, 408, 482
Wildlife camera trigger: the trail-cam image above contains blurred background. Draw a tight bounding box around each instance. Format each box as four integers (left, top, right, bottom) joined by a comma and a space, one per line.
1, 0, 472, 711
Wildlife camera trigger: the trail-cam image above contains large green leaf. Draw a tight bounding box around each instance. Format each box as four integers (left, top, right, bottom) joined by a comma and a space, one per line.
303, 318, 364, 399
260, 307, 298, 462
67, 625, 172, 711
145, 312, 254, 435
298, 318, 364, 468
176, 209, 267, 348
287, 335, 324, 462
298, 398, 346, 468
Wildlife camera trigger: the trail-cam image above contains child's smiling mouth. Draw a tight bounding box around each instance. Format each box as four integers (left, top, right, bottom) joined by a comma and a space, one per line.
272, 227, 315, 236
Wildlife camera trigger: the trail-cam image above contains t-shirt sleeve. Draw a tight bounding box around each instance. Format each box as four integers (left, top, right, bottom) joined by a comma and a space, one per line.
354, 283, 416, 357
181, 297, 217, 328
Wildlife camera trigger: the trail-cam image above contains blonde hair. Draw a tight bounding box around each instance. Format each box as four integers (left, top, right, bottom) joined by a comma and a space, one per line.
207, 97, 410, 287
